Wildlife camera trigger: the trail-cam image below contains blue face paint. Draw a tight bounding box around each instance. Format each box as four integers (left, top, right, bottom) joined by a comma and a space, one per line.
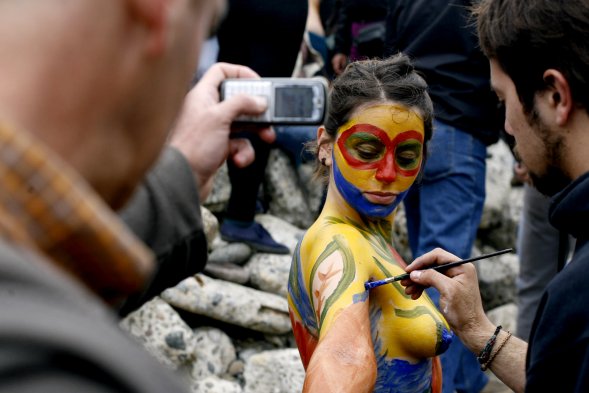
333, 156, 408, 219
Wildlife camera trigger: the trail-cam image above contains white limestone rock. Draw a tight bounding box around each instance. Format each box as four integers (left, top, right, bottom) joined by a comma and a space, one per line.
120, 297, 196, 371
162, 274, 291, 334
243, 349, 305, 393
191, 327, 237, 380
246, 253, 291, 298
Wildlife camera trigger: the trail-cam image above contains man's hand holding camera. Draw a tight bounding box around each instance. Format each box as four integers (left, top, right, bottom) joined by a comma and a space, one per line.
169, 62, 276, 200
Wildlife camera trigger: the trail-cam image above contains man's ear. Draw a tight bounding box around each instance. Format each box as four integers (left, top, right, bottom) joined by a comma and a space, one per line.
127, 0, 169, 57
317, 126, 333, 166
543, 69, 573, 126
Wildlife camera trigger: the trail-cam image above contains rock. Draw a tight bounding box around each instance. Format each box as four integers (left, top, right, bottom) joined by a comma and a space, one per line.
243, 349, 305, 393
227, 359, 246, 378
208, 243, 253, 266
162, 274, 291, 334
201, 206, 219, 250
204, 262, 251, 285
191, 375, 243, 393
191, 327, 237, 380
477, 251, 519, 311
486, 303, 518, 334
235, 338, 288, 363
246, 253, 291, 298
480, 140, 515, 230
266, 149, 315, 229
204, 163, 231, 214
296, 162, 325, 218
120, 297, 196, 371
255, 214, 305, 253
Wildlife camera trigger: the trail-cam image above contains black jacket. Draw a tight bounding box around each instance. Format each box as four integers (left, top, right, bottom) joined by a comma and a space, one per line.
384, 0, 501, 145
332, 0, 388, 56
216, 0, 308, 77
526, 172, 589, 392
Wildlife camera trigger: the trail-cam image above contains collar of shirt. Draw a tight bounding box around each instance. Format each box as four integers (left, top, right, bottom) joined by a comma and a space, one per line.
0, 122, 154, 304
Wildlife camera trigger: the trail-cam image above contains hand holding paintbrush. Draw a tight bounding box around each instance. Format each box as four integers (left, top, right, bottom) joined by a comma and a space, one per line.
365, 248, 513, 290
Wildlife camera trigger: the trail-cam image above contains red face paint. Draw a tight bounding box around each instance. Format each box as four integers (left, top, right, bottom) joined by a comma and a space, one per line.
337, 124, 424, 179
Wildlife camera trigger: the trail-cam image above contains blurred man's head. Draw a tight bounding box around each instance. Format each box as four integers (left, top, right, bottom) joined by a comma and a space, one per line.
475, 0, 589, 196
0, 0, 226, 207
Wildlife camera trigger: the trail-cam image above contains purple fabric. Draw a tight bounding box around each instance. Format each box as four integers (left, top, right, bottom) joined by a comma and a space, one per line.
350, 21, 372, 61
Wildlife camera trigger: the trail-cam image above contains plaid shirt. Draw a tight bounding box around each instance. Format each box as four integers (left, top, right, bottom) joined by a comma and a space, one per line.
0, 122, 154, 303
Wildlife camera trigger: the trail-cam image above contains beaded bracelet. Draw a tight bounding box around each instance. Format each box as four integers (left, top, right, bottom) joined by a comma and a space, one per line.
477, 325, 502, 368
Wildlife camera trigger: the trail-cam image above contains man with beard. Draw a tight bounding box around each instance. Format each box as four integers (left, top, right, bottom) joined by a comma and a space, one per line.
400, 0, 589, 392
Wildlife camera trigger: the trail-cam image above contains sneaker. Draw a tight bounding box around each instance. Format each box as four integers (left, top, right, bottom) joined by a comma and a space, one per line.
220, 220, 290, 255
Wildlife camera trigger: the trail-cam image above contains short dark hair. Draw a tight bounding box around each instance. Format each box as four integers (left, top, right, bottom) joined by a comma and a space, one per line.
475, 0, 589, 114
313, 53, 434, 179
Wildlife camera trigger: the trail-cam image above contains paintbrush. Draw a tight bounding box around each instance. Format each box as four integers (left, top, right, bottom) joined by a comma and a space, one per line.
364, 248, 513, 290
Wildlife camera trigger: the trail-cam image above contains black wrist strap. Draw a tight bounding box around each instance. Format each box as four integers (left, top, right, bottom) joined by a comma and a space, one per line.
477, 325, 502, 367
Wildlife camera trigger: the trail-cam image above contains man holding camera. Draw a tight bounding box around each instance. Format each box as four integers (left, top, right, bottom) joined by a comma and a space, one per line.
404, 0, 589, 392
0, 0, 274, 391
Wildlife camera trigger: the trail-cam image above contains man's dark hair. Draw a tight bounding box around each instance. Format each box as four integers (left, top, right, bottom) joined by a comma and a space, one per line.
475, 0, 589, 114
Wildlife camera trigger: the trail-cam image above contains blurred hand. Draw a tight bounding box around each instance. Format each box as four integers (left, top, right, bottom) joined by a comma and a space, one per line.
169, 62, 275, 200
332, 53, 348, 75
400, 248, 494, 346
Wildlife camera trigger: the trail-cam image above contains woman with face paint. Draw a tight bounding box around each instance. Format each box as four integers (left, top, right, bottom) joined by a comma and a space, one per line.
288, 54, 452, 393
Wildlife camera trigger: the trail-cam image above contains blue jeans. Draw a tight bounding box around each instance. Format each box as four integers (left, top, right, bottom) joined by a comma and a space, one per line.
274, 125, 317, 167
404, 120, 488, 393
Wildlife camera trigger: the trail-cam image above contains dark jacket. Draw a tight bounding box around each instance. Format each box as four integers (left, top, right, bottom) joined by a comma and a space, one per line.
384, 0, 501, 145
526, 172, 589, 392
0, 148, 205, 392
216, 0, 308, 77
119, 148, 207, 315
332, 0, 388, 56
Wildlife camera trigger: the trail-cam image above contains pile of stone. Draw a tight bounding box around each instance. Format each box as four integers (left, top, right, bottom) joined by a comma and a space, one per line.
121, 140, 521, 393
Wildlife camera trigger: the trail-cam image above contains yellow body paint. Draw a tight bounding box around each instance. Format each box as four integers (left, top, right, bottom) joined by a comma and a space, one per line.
288, 104, 450, 392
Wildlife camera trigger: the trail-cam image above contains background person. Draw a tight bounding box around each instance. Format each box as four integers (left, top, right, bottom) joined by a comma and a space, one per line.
216, 0, 308, 255
383, 1, 503, 391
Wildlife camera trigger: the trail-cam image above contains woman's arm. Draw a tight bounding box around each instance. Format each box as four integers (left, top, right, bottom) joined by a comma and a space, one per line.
304, 299, 376, 392
301, 231, 376, 392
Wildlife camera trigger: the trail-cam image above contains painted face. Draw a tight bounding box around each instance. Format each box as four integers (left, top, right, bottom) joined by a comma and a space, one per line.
332, 104, 425, 218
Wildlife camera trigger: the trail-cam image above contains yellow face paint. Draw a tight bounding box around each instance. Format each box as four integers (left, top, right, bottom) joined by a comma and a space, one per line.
332, 104, 425, 218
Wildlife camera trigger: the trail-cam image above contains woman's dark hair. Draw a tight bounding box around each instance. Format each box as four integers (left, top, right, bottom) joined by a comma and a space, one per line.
474, 0, 589, 115
313, 53, 434, 179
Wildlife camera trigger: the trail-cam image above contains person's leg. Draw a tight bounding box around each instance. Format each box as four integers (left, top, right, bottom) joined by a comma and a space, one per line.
274, 125, 317, 167
406, 120, 489, 393
516, 184, 560, 341
221, 134, 289, 254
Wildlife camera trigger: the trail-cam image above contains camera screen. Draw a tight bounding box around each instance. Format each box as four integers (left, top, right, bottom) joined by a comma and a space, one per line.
274, 86, 314, 118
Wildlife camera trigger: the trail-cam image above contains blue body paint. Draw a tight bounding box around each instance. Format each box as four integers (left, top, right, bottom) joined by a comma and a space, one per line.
333, 159, 408, 219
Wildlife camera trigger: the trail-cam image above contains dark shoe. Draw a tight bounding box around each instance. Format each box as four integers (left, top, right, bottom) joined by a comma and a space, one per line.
220, 220, 290, 255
